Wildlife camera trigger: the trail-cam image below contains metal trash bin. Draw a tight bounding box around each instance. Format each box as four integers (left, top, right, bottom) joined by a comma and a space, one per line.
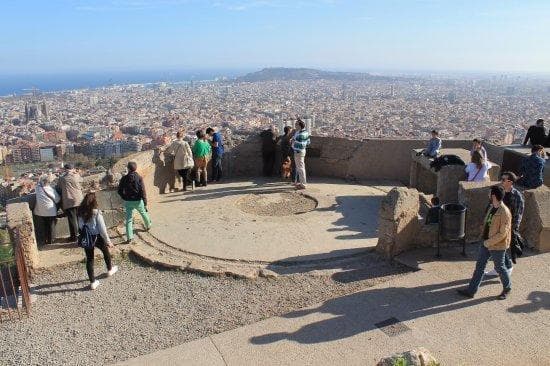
437, 203, 467, 257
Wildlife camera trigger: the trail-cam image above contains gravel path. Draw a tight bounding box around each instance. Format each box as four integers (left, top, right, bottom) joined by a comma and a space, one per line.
1, 256, 408, 366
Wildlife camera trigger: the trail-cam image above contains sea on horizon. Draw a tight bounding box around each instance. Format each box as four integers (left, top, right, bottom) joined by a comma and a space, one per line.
0, 69, 247, 96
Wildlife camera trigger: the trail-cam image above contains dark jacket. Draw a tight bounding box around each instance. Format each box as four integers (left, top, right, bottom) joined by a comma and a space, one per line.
520, 154, 545, 189
260, 129, 278, 154
117, 171, 147, 205
523, 125, 547, 145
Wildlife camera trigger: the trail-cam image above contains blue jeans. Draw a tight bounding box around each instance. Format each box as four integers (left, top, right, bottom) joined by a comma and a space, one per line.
211, 154, 223, 181
468, 244, 511, 294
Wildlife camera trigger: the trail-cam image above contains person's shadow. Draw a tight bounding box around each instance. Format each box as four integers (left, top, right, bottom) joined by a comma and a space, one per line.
250, 278, 494, 345
508, 291, 550, 314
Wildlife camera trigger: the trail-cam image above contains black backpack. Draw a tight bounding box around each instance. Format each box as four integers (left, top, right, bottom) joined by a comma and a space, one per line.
77, 224, 98, 249
430, 154, 466, 172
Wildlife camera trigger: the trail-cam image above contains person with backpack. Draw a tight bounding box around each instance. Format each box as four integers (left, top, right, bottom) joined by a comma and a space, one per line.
34, 174, 60, 246
117, 161, 152, 243
77, 192, 118, 290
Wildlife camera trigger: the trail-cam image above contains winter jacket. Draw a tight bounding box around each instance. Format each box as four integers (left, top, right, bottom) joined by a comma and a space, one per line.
58, 171, 83, 210
482, 204, 512, 251
165, 139, 194, 170
34, 184, 60, 217
118, 171, 147, 205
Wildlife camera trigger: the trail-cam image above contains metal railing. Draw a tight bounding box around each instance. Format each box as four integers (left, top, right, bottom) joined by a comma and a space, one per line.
0, 242, 31, 322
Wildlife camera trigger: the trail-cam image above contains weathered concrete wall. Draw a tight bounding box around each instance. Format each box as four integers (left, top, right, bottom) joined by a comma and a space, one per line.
225, 137, 472, 183
458, 181, 494, 242
6, 203, 39, 273
521, 186, 550, 252
376, 187, 422, 259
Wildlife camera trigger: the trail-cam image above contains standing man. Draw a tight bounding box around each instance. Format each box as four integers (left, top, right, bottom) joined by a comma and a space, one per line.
523, 119, 546, 146
520, 144, 546, 189
260, 126, 279, 177
458, 185, 512, 300
117, 161, 152, 243
206, 127, 224, 183
292, 119, 310, 190
485, 172, 524, 277
58, 163, 83, 242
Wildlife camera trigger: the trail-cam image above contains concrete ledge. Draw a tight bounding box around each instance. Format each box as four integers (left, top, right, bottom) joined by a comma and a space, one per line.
6, 202, 39, 273
521, 186, 550, 252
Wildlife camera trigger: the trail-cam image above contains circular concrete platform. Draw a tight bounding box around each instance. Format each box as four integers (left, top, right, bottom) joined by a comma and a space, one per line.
148, 179, 393, 263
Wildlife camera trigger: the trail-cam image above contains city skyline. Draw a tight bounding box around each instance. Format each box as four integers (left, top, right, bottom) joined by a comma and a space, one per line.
2, 0, 550, 75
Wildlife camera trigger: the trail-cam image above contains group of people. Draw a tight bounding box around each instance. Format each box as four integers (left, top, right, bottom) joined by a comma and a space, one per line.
260, 119, 311, 189
34, 164, 118, 290
163, 127, 224, 190
419, 120, 546, 189
458, 172, 525, 300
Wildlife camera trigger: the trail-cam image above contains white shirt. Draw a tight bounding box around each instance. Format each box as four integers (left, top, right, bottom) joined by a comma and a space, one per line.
34, 184, 60, 217
465, 162, 489, 182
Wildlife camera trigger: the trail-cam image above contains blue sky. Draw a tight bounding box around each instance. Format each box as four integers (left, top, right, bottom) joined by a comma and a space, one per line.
1, 0, 549, 74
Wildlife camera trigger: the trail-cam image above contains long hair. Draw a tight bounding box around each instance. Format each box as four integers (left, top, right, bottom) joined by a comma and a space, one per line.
77, 192, 98, 222
471, 150, 483, 169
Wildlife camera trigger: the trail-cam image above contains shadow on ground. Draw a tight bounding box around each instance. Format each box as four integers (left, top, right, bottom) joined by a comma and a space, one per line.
319, 195, 382, 240
250, 278, 495, 345
508, 291, 550, 314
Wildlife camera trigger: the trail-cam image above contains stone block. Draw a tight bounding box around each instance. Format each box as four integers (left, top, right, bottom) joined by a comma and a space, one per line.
458, 181, 494, 243
437, 164, 467, 203
6, 202, 39, 273
521, 186, 550, 252
376, 187, 420, 259
94, 189, 124, 210
377, 347, 438, 366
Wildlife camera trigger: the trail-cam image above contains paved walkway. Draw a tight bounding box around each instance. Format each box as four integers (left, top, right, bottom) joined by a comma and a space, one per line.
117, 246, 550, 366
150, 179, 395, 262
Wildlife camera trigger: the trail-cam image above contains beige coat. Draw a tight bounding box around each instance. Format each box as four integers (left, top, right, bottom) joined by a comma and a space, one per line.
58, 170, 83, 210
482, 204, 512, 251
165, 139, 194, 170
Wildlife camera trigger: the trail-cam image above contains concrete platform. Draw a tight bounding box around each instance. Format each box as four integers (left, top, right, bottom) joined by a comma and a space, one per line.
117, 247, 550, 366
149, 179, 396, 263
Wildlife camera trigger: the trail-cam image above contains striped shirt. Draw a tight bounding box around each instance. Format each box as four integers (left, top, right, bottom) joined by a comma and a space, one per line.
292, 129, 310, 153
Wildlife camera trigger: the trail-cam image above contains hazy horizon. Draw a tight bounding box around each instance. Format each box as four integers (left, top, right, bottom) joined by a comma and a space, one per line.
2, 0, 550, 76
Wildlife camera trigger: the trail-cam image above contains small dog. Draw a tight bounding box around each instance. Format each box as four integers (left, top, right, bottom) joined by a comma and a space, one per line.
281, 156, 292, 179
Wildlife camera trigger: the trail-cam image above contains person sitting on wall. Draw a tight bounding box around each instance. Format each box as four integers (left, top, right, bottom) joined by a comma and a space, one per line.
457, 185, 512, 300
523, 119, 547, 146
471, 138, 488, 161
417, 130, 442, 158
465, 150, 490, 182
520, 144, 546, 189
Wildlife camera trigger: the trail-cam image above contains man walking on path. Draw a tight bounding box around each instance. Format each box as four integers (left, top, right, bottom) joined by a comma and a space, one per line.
292, 119, 310, 190
206, 127, 224, 182
523, 119, 546, 146
458, 185, 512, 300
117, 161, 152, 243
58, 163, 83, 242
485, 172, 524, 277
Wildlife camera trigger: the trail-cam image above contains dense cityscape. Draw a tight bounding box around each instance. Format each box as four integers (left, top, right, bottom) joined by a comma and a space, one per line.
0, 69, 549, 203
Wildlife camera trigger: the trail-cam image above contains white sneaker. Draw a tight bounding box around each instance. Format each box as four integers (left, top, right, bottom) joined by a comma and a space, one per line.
108, 265, 119, 277
90, 280, 100, 290
484, 269, 498, 277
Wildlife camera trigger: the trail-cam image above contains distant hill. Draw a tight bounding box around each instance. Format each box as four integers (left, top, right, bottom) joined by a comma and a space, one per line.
235, 67, 379, 82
